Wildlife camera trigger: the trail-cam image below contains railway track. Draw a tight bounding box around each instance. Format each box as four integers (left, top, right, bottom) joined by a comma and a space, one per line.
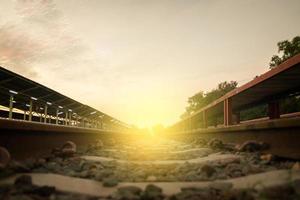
0, 128, 300, 200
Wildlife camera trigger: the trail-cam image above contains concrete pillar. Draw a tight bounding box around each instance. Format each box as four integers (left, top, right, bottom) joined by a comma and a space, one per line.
224, 98, 233, 126
268, 101, 280, 119
8, 94, 14, 119
23, 110, 26, 120
29, 100, 33, 121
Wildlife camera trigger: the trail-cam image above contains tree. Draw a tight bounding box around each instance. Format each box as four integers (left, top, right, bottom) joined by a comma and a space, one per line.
181, 81, 237, 119
269, 36, 300, 68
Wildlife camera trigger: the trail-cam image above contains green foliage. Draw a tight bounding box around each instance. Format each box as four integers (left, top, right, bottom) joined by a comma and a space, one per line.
240, 104, 267, 121
269, 36, 300, 68
181, 81, 237, 119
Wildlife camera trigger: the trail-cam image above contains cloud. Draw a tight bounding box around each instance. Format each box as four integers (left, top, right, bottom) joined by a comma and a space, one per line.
0, 0, 86, 78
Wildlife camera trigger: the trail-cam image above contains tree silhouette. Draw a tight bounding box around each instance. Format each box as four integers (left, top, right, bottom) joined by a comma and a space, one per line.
269, 36, 300, 68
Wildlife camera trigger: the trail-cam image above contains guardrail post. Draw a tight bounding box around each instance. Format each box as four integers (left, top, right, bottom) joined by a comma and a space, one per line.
8, 94, 14, 119
268, 101, 280, 119
224, 98, 233, 126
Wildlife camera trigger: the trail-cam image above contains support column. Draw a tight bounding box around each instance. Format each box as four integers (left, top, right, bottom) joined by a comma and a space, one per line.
8, 94, 14, 119
56, 109, 59, 125
100, 120, 103, 129
44, 105, 48, 123
65, 112, 68, 125
29, 100, 33, 121
23, 110, 26, 120
69, 111, 72, 126
224, 98, 233, 126
268, 101, 280, 119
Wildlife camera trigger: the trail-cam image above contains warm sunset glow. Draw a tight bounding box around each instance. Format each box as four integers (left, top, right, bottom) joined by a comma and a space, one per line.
1, 0, 300, 128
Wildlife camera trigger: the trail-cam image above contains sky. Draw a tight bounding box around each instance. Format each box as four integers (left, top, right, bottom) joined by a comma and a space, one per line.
0, 0, 300, 128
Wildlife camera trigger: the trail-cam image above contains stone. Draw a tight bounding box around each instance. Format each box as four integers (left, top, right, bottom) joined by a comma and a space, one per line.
60, 141, 77, 157
292, 162, 300, 171
200, 164, 216, 177
14, 175, 33, 186
9, 161, 31, 173
95, 169, 114, 181
0, 146, 11, 169
223, 143, 236, 151
238, 140, 269, 152
260, 154, 276, 163
102, 176, 118, 187
208, 139, 224, 149
31, 186, 56, 197
113, 186, 142, 200
141, 184, 164, 200
193, 138, 207, 146
225, 163, 243, 177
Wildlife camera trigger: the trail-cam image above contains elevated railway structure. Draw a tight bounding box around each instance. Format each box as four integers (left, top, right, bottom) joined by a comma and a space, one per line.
168, 54, 300, 159
0, 66, 130, 132
0, 66, 131, 158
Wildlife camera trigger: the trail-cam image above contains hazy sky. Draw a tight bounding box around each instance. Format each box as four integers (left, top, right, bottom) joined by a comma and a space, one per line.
0, 0, 299, 127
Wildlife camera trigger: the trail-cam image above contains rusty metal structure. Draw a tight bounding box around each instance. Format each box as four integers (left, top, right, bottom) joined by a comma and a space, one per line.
169, 54, 300, 132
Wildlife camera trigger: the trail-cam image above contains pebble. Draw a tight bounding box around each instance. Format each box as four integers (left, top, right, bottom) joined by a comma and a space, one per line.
238, 140, 268, 152
113, 186, 142, 200
0, 146, 11, 169
292, 162, 300, 171
225, 163, 243, 177
260, 154, 276, 163
141, 184, 164, 200
61, 141, 77, 157
208, 139, 224, 149
200, 164, 216, 177
14, 175, 33, 186
102, 176, 119, 187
